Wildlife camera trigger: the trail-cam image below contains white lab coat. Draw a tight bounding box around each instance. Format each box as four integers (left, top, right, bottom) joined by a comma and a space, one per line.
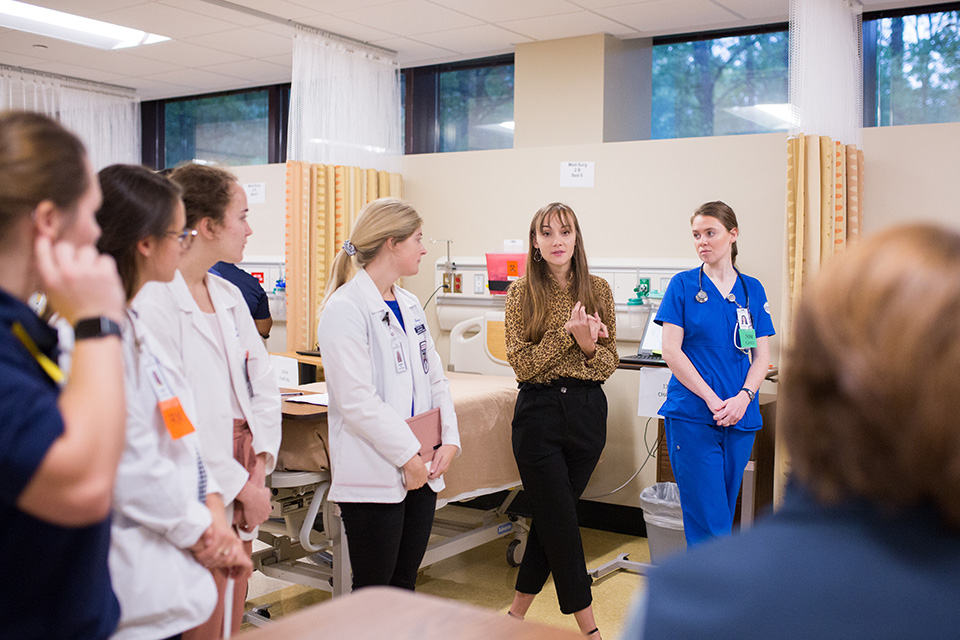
133, 271, 281, 536
109, 310, 217, 640
317, 268, 460, 503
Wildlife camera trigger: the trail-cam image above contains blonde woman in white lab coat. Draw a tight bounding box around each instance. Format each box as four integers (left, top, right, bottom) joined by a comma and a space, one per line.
134, 164, 280, 639
317, 198, 460, 591
96, 165, 251, 640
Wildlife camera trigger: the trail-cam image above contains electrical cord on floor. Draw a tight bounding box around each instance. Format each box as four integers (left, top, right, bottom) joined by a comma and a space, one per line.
582, 416, 661, 500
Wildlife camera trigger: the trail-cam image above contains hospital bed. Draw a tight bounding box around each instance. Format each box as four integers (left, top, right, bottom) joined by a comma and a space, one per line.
247, 371, 526, 624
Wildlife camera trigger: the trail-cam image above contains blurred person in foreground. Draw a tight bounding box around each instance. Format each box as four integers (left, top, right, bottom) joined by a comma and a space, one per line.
627, 223, 960, 640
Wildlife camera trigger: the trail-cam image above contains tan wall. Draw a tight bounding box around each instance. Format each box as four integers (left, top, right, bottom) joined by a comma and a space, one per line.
230, 119, 960, 510
401, 132, 788, 507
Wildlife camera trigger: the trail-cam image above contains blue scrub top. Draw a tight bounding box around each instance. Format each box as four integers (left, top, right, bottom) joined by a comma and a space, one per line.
0, 288, 120, 639
655, 266, 775, 430
210, 261, 271, 320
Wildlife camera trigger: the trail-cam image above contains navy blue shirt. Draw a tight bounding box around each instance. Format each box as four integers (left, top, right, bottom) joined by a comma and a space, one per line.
209, 262, 271, 320
0, 288, 120, 639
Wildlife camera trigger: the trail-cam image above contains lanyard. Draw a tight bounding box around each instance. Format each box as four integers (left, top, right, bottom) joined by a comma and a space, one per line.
12, 321, 65, 385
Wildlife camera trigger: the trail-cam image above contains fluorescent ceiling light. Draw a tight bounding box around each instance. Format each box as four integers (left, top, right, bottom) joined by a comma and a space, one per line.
0, 0, 170, 50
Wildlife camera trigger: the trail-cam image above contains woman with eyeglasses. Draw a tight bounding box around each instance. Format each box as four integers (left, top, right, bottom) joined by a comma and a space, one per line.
134, 163, 280, 639
655, 201, 774, 546
95, 164, 251, 640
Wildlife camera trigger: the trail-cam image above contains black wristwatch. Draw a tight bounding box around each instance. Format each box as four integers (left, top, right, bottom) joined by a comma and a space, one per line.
740, 387, 756, 402
74, 316, 122, 340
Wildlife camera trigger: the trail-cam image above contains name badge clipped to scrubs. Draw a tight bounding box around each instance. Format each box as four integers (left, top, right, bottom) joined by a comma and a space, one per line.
419, 340, 429, 374
736, 307, 758, 349
144, 356, 195, 440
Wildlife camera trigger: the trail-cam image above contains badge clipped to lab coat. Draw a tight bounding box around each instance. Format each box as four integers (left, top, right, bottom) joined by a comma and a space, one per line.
393, 340, 408, 373
419, 340, 429, 374
144, 355, 196, 439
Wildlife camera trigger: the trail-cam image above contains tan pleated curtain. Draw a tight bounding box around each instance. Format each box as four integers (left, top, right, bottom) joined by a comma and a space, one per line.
285, 160, 403, 352
785, 133, 863, 315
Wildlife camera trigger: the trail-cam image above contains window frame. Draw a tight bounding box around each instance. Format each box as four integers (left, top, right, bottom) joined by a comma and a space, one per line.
141, 83, 290, 170
403, 53, 514, 155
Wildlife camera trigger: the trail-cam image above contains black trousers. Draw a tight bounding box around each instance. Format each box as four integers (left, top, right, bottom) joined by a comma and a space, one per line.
512, 380, 607, 614
338, 486, 437, 591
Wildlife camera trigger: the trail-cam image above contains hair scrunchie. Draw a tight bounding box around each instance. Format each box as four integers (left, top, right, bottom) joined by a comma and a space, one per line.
342, 239, 357, 256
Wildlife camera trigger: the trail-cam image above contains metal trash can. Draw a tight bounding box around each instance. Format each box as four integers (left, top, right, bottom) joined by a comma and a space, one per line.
639, 482, 686, 562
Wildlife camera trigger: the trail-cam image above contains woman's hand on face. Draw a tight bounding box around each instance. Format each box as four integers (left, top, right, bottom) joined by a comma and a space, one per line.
35, 236, 125, 324
711, 392, 750, 427
402, 454, 429, 490
428, 444, 458, 479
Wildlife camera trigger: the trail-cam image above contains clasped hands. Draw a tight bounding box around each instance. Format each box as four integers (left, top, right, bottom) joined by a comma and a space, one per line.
564, 301, 608, 352
708, 392, 750, 427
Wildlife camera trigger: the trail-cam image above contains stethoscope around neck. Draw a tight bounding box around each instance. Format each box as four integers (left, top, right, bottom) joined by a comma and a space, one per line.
695, 264, 750, 309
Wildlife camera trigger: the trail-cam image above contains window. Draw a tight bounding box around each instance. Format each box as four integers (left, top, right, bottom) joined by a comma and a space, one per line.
141, 85, 289, 170
404, 55, 514, 154
652, 27, 789, 139
864, 5, 960, 127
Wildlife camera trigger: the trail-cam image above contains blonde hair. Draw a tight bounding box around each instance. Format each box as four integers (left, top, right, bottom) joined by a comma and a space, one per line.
519, 202, 602, 343
783, 223, 960, 529
319, 197, 422, 312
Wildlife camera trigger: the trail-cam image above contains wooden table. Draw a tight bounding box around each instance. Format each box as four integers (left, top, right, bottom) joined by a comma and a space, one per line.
240, 586, 582, 640
280, 382, 327, 419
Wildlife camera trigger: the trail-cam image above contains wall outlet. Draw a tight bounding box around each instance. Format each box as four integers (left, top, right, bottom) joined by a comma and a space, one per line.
474, 273, 485, 294
453, 273, 462, 293
442, 272, 452, 292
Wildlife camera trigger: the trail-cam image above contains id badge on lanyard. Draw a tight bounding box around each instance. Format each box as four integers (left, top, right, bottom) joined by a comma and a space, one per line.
736, 307, 757, 349
144, 355, 195, 439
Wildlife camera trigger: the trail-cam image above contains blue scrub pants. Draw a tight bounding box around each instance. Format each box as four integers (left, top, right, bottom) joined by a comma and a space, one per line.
664, 417, 755, 546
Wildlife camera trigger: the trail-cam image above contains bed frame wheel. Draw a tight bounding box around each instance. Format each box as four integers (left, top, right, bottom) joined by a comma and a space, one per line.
507, 538, 524, 567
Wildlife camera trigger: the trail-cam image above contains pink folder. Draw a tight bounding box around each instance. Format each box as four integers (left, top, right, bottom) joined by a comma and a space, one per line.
406, 407, 442, 463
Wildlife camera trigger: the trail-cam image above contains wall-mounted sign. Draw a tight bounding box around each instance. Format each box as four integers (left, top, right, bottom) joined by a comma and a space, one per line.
560, 161, 595, 188
243, 182, 266, 204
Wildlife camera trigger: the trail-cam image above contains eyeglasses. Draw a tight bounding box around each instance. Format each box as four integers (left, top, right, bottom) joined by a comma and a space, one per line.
166, 228, 198, 249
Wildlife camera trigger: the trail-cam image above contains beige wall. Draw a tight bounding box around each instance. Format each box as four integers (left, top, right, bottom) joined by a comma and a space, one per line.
401, 133, 787, 507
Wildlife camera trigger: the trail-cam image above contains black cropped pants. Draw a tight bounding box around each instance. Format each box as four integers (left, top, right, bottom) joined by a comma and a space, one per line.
512, 379, 607, 614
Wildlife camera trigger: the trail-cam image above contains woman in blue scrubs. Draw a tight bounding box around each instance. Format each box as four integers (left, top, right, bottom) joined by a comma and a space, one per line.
656, 201, 774, 546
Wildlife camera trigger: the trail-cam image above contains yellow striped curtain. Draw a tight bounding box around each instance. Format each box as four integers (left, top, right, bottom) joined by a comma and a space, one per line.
284, 161, 404, 352
785, 133, 863, 316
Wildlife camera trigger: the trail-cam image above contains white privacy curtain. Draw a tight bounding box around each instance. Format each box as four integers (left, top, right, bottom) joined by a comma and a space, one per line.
287, 26, 402, 172
0, 65, 140, 170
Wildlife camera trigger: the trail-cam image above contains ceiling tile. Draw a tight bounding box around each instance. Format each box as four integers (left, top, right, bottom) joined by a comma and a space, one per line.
262, 51, 294, 67
182, 27, 293, 59
368, 36, 457, 65
292, 14, 396, 43
27, 61, 131, 86
414, 24, 532, 54
566, 0, 658, 8
207, 0, 328, 19
96, 3, 237, 39
336, 0, 484, 37
713, 0, 789, 21
286, 0, 398, 11
157, 0, 270, 27
129, 76, 189, 99
500, 11, 639, 40
142, 67, 251, 92
427, 0, 581, 23
24, 0, 149, 19
200, 58, 291, 84
0, 49, 49, 69
595, 0, 740, 33
126, 40, 246, 67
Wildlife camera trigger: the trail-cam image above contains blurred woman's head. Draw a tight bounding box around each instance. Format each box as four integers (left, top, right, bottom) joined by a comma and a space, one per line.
0, 111, 98, 251
782, 223, 960, 529
169, 163, 249, 264
96, 165, 187, 301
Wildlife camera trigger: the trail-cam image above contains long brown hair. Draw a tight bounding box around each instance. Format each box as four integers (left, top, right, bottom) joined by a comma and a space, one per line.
783, 224, 960, 529
519, 202, 602, 343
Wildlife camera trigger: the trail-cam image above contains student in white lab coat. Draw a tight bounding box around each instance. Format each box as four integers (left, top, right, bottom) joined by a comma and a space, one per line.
133, 164, 280, 639
96, 164, 251, 640
317, 197, 460, 591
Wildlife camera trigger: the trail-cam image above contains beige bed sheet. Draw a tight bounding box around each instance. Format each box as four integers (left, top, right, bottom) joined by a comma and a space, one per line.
275, 372, 521, 503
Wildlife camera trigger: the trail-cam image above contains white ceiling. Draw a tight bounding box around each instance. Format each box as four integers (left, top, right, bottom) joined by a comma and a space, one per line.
0, 0, 943, 100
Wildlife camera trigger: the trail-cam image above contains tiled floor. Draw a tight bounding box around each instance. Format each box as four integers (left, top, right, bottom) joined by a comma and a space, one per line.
243, 519, 651, 638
